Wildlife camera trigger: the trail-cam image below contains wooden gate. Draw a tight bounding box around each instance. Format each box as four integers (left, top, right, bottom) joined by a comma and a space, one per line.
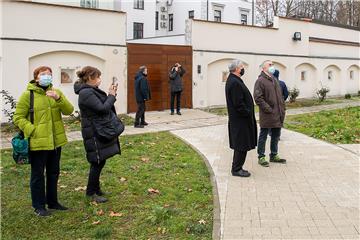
127, 43, 192, 113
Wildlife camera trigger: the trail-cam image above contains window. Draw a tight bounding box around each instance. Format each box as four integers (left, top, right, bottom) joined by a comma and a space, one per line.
214, 10, 221, 22
241, 14, 247, 24
328, 71, 333, 80
189, 10, 194, 19
155, 11, 159, 30
350, 70, 354, 80
134, 0, 144, 10
80, 0, 98, 8
301, 71, 306, 81
133, 22, 143, 39
168, 14, 173, 31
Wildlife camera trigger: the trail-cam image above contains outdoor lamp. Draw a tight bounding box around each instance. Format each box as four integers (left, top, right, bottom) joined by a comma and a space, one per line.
293, 32, 301, 41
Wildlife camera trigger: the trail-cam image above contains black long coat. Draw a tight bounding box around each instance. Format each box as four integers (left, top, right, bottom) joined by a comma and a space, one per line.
74, 83, 121, 163
225, 73, 257, 151
134, 71, 151, 103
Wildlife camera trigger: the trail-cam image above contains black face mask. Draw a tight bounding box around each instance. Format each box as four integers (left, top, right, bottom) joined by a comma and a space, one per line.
240, 68, 245, 76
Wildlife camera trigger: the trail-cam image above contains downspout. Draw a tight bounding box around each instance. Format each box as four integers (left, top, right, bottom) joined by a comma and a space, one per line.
207, 0, 209, 21
252, 0, 254, 25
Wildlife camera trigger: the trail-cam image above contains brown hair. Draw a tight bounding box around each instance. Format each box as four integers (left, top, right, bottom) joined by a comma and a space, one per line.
33, 66, 52, 80
76, 66, 101, 83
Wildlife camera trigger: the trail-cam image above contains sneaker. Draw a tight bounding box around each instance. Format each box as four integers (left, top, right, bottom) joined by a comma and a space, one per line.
88, 194, 108, 203
48, 203, 68, 211
176, 112, 182, 115
231, 169, 251, 177
141, 122, 148, 126
258, 156, 269, 167
34, 208, 51, 217
270, 155, 286, 163
170, 112, 174, 115
134, 124, 144, 128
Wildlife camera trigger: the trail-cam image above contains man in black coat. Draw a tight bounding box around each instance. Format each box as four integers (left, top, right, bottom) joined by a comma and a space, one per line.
169, 63, 185, 115
225, 60, 257, 177
134, 66, 151, 128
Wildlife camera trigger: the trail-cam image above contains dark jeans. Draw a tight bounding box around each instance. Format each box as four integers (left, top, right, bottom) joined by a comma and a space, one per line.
170, 91, 181, 113
257, 128, 281, 158
29, 147, 61, 210
86, 160, 106, 196
135, 101, 146, 125
232, 150, 247, 172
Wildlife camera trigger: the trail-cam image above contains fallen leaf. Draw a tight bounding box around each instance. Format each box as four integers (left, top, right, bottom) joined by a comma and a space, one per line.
141, 157, 150, 163
96, 209, 104, 216
90, 201, 98, 206
109, 211, 123, 217
199, 219, 206, 225
59, 185, 67, 189
120, 177, 127, 182
92, 220, 101, 225
164, 204, 170, 208
187, 188, 193, 192
148, 188, 160, 194
75, 186, 87, 191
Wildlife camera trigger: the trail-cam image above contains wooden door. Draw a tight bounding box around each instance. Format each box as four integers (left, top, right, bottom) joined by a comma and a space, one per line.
127, 43, 192, 113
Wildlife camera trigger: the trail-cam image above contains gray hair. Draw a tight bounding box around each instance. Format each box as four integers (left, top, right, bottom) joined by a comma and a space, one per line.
228, 60, 243, 73
139, 65, 147, 72
260, 60, 272, 69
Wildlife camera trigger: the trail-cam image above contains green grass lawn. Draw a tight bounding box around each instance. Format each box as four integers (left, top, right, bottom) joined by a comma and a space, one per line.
284, 107, 360, 144
202, 97, 359, 116
1, 132, 213, 239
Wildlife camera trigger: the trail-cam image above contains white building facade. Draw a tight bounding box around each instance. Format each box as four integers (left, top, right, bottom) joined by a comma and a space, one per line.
1, 1, 127, 121
26, 0, 254, 40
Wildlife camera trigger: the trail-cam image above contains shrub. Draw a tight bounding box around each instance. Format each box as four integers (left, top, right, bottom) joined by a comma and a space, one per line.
316, 87, 330, 102
345, 93, 352, 99
0, 90, 17, 123
289, 87, 300, 103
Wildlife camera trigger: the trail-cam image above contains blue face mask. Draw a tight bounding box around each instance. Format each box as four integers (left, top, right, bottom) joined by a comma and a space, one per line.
39, 75, 52, 87
268, 66, 276, 75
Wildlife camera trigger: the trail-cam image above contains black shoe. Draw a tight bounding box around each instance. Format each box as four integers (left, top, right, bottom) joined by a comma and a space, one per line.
176, 112, 182, 115
141, 122, 148, 126
48, 203, 68, 211
34, 208, 51, 217
231, 169, 251, 177
88, 194, 108, 203
134, 124, 144, 128
170, 112, 174, 115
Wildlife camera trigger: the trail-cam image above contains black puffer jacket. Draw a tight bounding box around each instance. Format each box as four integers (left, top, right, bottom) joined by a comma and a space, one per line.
74, 82, 121, 163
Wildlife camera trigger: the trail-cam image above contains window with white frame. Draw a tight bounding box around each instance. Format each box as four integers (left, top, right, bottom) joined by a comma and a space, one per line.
133, 22, 143, 39
241, 14, 248, 24
189, 10, 195, 19
134, 0, 144, 10
214, 10, 221, 22
80, 0, 98, 8
168, 14, 174, 31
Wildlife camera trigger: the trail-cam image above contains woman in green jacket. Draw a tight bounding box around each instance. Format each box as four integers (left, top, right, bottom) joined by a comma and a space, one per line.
13, 66, 74, 217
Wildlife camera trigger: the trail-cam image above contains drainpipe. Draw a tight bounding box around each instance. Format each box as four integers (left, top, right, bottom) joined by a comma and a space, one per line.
207, 0, 209, 21
252, 0, 254, 25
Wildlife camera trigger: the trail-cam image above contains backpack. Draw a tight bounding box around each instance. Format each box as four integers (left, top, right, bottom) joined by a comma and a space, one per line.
12, 90, 34, 164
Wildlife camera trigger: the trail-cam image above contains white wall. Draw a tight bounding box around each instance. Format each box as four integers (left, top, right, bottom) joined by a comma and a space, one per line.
1, 1, 127, 122
190, 17, 360, 108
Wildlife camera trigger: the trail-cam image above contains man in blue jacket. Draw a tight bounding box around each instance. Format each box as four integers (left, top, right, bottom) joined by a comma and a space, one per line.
273, 69, 288, 101
134, 66, 151, 128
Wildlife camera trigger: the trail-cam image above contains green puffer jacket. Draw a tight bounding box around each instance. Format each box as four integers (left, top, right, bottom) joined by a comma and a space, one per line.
13, 81, 74, 151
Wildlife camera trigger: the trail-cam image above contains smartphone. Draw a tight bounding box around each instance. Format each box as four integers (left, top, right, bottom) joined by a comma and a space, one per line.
112, 77, 118, 85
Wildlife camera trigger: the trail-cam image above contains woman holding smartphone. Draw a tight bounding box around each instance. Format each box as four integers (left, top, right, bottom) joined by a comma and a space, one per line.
74, 66, 121, 203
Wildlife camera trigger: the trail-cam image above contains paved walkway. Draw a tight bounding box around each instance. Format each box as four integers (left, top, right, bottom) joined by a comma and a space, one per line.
172, 125, 359, 239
